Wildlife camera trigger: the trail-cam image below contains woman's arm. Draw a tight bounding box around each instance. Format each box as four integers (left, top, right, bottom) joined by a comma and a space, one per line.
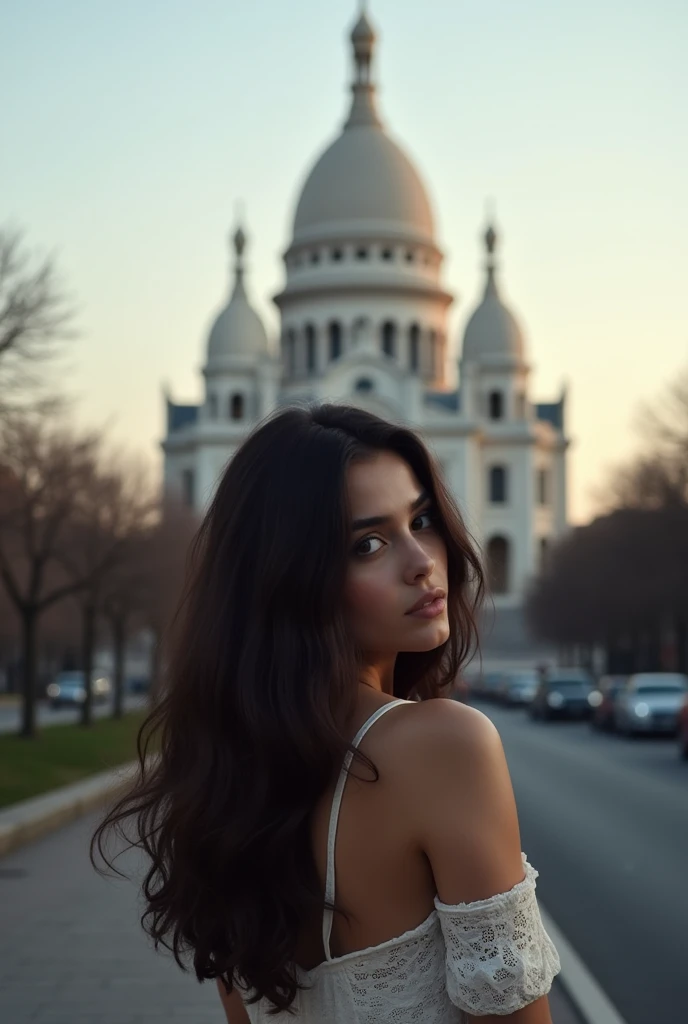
216, 978, 251, 1024
408, 699, 556, 1023
466, 996, 553, 1023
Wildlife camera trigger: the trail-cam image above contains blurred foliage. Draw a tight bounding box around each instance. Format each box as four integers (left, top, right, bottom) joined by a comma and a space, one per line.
526, 365, 688, 672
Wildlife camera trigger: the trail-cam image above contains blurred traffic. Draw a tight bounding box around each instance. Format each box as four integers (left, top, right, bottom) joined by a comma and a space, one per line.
459, 664, 688, 758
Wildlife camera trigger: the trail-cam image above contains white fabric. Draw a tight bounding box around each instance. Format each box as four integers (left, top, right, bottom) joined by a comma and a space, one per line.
237, 699, 561, 1021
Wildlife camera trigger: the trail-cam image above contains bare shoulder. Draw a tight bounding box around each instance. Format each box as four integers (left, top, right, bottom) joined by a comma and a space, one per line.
398, 698, 525, 905
401, 696, 502, 762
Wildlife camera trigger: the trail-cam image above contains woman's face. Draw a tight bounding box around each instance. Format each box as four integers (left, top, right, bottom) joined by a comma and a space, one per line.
343, 451, 450, 659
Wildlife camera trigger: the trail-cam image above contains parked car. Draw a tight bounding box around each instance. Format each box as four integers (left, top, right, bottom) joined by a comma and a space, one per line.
588, 675, 628, 731
500, 670, 540, 707
678, 693, 688, 760
46, 670, 111, 708
614, 673, 688, 737
529, 668, 595, 721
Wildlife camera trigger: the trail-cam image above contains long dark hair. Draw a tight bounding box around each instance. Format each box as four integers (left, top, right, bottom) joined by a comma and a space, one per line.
91, 403, 484, 1015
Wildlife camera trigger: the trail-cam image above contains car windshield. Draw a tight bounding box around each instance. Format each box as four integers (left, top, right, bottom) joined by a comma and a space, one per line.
634, 685, 685, 696
56, 675, 84, 686
548, 680, 591, 690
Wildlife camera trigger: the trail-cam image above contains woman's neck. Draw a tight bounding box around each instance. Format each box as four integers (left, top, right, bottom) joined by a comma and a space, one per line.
358, 657, 396, 695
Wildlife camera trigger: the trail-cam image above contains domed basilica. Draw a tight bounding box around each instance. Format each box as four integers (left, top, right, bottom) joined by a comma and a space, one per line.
162, 9, 569, 657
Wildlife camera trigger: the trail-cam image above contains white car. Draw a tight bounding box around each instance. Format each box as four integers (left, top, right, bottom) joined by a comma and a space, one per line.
614, 673, 688, 736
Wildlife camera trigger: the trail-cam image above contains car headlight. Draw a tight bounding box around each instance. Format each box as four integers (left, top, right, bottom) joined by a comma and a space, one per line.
47, 684, 60, 697
633, 702, 650, 718
588, 690, 603, 707
547, 692, 564, 708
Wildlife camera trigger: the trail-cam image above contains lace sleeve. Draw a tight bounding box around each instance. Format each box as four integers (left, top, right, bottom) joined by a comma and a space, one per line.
433, 853, 561, 1017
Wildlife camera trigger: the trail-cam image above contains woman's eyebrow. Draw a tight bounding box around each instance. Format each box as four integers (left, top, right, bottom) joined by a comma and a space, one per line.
351, 490, 429, 532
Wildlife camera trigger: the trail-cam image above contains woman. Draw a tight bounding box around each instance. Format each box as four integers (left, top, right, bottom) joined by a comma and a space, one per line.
92, 404, 560, 1022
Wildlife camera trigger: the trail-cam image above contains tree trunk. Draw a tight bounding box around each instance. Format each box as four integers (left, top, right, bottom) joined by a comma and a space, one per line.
80, 601, 96, 727
112, 613, 127, 719
149, 625, 163, 705
20, 606, 39, 739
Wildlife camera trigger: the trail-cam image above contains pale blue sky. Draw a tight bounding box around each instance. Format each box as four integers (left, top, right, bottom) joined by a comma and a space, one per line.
4, 0, 687, 523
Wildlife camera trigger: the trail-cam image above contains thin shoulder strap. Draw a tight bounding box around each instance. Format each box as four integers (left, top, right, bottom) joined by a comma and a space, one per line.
322, 698, 411, 961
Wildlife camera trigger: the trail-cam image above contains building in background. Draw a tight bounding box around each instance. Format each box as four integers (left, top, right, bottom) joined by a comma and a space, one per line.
162, 10, 569, 658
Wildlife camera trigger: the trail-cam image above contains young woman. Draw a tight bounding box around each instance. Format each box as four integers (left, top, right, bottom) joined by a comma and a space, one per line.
92, 404, 560, 1023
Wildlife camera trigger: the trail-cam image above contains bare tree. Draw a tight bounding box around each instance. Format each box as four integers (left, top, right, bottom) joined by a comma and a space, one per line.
526, 505, 688, 673
0, 226, 75, 413
56, 452, 158, 726
599, 454, 686, 512
101, 542, 149, 720
0, 410, 111, 737
138, 497, 199, 704
636, 364, 688, 468
589, 362, 688, 516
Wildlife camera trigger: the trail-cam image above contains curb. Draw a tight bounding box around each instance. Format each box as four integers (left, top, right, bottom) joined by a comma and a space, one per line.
0, 760, 141, 858
540, 904, 629, 1024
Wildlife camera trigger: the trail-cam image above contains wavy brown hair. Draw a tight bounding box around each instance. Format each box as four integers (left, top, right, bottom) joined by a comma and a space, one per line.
91, 403, 485, 1015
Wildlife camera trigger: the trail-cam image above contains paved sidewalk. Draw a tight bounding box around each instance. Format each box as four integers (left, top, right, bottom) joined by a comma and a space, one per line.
0, 811, 582, 1024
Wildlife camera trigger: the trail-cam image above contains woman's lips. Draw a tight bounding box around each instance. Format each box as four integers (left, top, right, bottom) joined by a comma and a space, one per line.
406, 596, 446, 619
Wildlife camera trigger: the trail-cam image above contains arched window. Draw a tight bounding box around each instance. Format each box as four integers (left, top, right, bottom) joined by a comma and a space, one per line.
409, 323, 420, 372
356, 247, 369, 260
489, 465, 508, 503
355, 377, 374, 393
381, 320, 396, 357
229, 393, 244, 420
381, 247, 394, 261
285, 328, 296, 376
487, 536, 509, 594
310, 250, 320, 264
208, 393, 218, 420
305, 324, 317, 372
489, 390, 504, 420
331, 248, 343, 261
329, 321, 342, 360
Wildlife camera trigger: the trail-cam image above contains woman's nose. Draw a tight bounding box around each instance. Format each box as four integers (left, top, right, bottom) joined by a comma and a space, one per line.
404, 541, 435, 584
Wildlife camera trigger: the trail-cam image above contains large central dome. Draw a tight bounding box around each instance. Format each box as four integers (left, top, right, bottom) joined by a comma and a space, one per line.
291, 12, 436, 248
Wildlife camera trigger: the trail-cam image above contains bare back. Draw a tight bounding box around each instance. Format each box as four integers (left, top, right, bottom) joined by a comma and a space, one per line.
294, 694, 436, 972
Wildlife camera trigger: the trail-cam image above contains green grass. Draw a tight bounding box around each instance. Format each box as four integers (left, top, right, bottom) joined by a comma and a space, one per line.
0, 710, 157, 810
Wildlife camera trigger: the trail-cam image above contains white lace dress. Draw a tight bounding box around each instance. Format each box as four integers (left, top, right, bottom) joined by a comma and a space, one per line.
235, 700, 561, 1021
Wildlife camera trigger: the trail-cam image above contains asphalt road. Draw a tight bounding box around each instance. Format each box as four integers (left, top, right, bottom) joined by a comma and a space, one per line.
0, 694, 146, 735
474, 697, 688, 1024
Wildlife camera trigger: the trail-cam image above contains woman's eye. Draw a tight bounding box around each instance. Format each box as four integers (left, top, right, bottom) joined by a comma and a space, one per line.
412, 510, 435, 531
355, 536, 384, 556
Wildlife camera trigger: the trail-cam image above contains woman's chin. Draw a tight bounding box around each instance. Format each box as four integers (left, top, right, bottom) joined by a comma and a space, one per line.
402, 620, 450, 652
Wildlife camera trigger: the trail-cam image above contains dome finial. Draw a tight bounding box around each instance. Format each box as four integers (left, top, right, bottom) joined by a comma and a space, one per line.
231, 203, 247, 286
482, 203, 499, 298
345, 5, 382, 129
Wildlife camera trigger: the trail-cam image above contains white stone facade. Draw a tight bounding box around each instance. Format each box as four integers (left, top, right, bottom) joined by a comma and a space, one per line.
161, 11, 569, 652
